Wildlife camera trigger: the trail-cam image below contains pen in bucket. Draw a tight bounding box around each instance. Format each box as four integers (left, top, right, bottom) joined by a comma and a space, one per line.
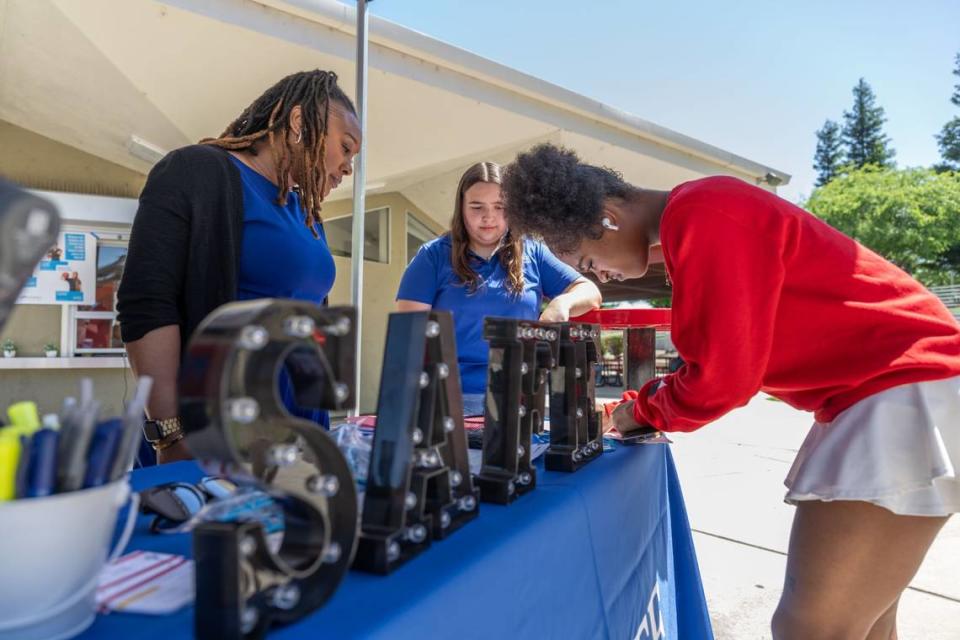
57, 378, 100, 493
0, 431, 21, 501
0, 376, 153, 500
83, 418, 123, 489
6, 401, 40, 432
110, 376, 153, 481
13, 430, 32, 498
22, 415, 60, 498
85, 376, 153, 487
0, 400, 40, 501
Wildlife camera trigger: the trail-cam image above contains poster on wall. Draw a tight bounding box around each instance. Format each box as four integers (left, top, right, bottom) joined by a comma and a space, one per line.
16, 232, 96, 305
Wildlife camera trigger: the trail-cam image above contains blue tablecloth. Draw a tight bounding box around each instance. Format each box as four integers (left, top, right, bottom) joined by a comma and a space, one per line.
80, 443, 712, 639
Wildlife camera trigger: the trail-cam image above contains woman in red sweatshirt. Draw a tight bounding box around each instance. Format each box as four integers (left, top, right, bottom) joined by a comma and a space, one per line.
501, 143, 960, 640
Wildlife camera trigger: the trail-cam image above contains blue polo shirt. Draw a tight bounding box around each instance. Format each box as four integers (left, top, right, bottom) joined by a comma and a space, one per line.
397, 235, 581, 394
232, 157, 336, 303
231, 156, 336, 428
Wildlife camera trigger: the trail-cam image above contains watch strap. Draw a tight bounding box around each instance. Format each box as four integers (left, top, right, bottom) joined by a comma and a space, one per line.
143, 417, 183, 443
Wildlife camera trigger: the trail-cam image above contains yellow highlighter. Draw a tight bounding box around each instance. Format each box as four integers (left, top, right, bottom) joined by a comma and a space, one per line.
0, 432, 21, 501
7, 401, 41, 433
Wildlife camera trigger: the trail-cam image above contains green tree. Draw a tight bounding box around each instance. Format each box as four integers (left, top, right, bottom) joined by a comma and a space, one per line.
814, 119, 844, 186
602, 333, 623, 359
935, 53, 960, 172
937, 119, 960, 171
805, 167, 960, 286
842, 78, 895, 169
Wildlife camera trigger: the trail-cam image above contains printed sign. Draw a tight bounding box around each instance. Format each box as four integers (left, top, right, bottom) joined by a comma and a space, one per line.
16, 232, 96, 305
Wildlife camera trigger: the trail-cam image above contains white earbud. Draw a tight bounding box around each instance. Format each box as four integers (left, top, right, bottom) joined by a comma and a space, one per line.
601, 217, 619, 231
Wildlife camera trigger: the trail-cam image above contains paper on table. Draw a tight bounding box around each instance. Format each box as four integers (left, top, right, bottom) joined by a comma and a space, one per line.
604, 428, 673, 445
96, 551, 194, 615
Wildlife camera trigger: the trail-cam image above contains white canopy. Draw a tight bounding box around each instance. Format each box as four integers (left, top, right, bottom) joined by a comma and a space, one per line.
0, 0, 788, 231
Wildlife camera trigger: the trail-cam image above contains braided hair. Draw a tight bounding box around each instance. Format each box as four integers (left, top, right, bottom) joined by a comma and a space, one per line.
201, 69, 356, 237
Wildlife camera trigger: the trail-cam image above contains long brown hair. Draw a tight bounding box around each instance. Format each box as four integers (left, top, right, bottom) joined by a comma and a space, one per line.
200, 69, 355, 238
450, 162, 525, 295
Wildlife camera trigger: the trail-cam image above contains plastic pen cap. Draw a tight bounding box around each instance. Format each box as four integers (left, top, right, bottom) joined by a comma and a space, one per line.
7, 401, 40, 432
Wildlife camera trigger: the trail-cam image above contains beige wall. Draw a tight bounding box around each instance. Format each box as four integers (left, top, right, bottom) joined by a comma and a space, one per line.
0, 366, 136, 419
321, 193, 446, 412
0, 306, 136, 417
1, 305, 61, 356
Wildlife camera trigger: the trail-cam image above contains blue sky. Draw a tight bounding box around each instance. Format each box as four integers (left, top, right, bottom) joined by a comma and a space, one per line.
369, 0, 960, 202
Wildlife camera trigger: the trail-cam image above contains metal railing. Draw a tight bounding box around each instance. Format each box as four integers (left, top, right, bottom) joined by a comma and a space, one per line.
930, 284, 960, 304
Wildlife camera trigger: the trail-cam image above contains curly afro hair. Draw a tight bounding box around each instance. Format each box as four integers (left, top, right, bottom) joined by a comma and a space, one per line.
501, 143, 636, 254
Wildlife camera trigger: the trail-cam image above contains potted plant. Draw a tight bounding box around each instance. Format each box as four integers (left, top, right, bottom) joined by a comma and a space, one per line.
43, 341, 59, 358
2, 338, 16, 358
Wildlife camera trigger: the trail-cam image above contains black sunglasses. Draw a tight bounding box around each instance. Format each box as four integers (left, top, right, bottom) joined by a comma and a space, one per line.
139, 477, 238, 533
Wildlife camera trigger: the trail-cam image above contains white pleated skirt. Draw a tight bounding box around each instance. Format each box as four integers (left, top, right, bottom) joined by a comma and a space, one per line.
784, 375, 960, 516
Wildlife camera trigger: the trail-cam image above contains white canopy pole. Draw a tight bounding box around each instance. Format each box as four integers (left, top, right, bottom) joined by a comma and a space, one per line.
348, 0, 371, 416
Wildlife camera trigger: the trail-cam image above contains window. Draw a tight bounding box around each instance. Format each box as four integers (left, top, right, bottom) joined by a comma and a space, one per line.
66, 236, 127, 354
324, 207, 389, 263
406, 212, 437, 264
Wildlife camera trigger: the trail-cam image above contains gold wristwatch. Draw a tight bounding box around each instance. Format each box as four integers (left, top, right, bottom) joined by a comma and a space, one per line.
143, 417, 184, 450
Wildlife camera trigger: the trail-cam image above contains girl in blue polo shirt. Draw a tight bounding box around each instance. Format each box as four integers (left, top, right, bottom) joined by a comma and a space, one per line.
396, 161, 601, 415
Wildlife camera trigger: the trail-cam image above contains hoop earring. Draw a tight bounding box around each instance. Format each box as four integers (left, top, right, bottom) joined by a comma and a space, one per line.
295, 130, 303, 144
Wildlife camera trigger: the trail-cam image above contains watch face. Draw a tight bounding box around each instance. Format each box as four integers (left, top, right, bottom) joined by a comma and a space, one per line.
143, 421, 161, 441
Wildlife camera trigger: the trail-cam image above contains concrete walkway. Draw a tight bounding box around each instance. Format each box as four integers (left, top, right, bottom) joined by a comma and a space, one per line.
596, 387, 960, 639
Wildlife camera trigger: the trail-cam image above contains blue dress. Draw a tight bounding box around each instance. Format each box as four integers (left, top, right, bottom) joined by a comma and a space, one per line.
231, 156, 336, 428
396, 235, 581, 397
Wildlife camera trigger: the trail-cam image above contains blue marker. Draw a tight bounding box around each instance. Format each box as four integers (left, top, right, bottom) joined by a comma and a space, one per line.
83, 418, 123, 489
24, 428, 59, 497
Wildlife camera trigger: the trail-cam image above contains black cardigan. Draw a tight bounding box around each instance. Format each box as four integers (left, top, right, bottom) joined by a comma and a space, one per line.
117, 145, 245, 346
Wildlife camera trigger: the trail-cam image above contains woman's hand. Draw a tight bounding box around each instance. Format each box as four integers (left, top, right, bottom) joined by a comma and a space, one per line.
540, 278, 600, 322
397, 299, 432, 313
610, 394, 662, 438
540, 278, 602, 323
611, 399, 642, 432
539, 297, 572, 323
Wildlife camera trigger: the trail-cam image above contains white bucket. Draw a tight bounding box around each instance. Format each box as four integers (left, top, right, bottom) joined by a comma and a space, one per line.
0, 480, 139, 640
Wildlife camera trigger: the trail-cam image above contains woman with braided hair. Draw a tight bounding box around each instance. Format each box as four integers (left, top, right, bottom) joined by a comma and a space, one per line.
118, 69, 360, 463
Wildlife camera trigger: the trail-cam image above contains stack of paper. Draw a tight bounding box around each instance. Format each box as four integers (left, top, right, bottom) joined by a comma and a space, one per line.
96, 551, 194, 615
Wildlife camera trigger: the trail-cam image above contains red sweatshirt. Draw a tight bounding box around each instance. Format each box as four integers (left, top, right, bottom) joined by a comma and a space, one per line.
633, 176, 960, 432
